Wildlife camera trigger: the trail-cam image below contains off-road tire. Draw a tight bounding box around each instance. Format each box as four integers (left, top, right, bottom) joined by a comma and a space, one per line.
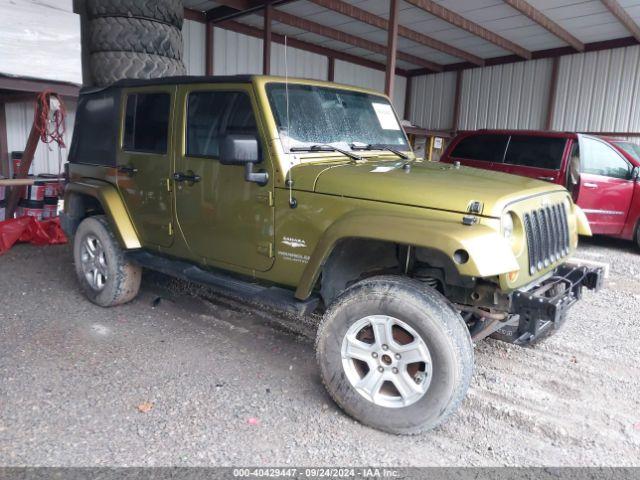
86, 0, 183, 29
90, 51, 186, 86
89, 17, 183, 60
316, 275, 474, 434
73, 215, 142, 307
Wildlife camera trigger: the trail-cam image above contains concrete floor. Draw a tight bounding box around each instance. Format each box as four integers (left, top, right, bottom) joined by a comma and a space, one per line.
1, 239, 639, 467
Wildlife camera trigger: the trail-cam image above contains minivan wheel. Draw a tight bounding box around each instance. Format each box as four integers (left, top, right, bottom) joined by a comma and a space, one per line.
316, 276, 474, 434
73, 215, 142, 307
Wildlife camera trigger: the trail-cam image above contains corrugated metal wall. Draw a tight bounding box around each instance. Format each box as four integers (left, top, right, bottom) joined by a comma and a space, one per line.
182, 19, 206, 76
408, 71, 457, 130
271, 42, 328, 80
458, 58, 554, 131
5, 99, 77, 176
552, 45, 640, 132
213, 27, 263, 75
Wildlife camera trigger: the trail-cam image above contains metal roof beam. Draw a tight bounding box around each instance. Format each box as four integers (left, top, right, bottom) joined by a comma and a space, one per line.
205, 0, 296, 23
309, 0, 484, 66
601, 0, 640, 43
217, 20, 410, 76
269, 9, 443, 71
502, 0, 584, 52
406, 36, 640, 76
404, 0, 532, 59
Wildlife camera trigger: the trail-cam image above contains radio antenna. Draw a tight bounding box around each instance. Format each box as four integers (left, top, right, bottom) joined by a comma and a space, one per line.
284, 35, 296, 208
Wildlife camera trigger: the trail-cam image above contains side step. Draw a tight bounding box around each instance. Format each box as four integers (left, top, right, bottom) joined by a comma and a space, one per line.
127, 250, 320, 317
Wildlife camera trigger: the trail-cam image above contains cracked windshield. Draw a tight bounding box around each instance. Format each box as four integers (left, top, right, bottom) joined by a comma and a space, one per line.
266, 83, 408, 162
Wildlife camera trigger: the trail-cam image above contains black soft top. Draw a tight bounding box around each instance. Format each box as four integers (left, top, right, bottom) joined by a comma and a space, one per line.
81, 75, 254, 95
69, 75, 256, 167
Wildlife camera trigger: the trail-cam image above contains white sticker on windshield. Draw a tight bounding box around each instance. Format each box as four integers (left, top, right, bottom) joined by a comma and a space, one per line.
372, 103, 401, 131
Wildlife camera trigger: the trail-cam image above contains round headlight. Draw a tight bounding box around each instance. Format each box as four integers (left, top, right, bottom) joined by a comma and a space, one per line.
501, 212, 515, 242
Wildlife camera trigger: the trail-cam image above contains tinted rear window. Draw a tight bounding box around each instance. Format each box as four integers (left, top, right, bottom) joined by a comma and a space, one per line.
68, 89, 120, 166
450, 135, 508, 163
504, 136, 566, 169
123, 93, 171, 154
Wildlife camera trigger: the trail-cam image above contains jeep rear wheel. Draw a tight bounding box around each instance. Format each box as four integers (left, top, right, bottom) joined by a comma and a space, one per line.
73, 215, 142, 307
316, 276, 473, 434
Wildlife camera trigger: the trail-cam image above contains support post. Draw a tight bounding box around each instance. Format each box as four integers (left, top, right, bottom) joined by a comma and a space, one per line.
451, 70, 463, 133
327, 57, 335, 82
0, 102, 8, 178
206, 21, 214, 75
545, 56, 560, 131
403, 76, 412, 121
384, 0, 399, 96
263, 2, 272, 75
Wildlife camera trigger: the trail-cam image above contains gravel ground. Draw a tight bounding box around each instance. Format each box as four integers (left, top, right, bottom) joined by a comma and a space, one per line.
1, 238, 639, 467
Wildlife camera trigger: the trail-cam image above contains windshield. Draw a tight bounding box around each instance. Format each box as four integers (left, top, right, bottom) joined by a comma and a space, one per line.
613, 141, 640, 161
266, 83, 409, 155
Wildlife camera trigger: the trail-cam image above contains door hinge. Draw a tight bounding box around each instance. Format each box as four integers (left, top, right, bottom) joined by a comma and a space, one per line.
165, 178, 172, 192
257, 242, 274, 258
168, 222, 173, 236
256, 191, 274, 207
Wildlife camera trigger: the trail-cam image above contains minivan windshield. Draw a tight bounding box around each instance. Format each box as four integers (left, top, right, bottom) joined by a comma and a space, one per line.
266, 83, 409, 158
613, 141, 640, 161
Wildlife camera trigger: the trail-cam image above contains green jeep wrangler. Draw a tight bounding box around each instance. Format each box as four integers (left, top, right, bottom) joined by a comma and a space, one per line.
62, 75, 602, 434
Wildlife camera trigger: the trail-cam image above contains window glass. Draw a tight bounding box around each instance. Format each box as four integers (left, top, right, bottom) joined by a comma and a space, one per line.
613, 141, 640, 161
450, 135, 508, 163
123, 93, 170, 154
186, 92, 257, 157
504, 136, 566, 169
581, 137, 632, 180
266, 83, 408, 154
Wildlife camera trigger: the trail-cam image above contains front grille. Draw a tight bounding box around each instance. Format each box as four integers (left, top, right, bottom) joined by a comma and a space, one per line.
523, 203, 570, 275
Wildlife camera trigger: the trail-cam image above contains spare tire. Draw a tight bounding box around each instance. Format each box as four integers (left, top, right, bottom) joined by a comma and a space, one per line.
91, 51, 186, 86
88, 17, 183, 61
86, 0, 183, 29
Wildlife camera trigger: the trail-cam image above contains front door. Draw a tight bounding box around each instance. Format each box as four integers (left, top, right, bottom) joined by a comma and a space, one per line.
117, 87, 176, 248
574, 135, 635, 235
173, 84, 274, 272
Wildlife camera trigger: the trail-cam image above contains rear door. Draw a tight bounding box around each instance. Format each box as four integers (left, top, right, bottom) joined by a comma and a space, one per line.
501, 135, 567, 184
117, 87, 175, 248
447, 134, 509, 172
574, 135, 635, 234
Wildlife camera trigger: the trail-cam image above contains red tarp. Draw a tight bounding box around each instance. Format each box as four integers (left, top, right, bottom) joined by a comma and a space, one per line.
0, 216, 67, 255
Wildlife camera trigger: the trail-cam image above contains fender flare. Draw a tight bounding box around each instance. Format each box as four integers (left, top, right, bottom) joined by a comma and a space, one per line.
294, 210, 519, 299
573, 204, 592, 236
64, 180, 141, 249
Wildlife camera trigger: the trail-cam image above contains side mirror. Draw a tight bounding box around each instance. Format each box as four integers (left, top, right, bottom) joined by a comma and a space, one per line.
220, 134, 268, 186
632, 166, 640, 182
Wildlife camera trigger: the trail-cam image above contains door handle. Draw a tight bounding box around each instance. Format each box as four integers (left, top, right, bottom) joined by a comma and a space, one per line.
173, 172, 201, 184
118, 165, 138, 175
583, 182, 598, 189
537, 176, 555, 182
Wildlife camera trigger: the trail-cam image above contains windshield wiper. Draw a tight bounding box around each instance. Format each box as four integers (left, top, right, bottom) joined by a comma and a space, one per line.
289, 144, 363, 161
350, 143, 409, 160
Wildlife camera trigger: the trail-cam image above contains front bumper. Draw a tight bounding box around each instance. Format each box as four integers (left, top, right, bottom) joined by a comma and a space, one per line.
493, 264, 604, 345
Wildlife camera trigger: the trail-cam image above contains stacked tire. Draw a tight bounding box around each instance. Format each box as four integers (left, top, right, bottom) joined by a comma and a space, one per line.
86, 0, 186, 86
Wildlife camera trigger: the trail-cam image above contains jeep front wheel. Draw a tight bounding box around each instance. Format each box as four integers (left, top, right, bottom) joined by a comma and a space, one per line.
316, 276, 473, 434
73, 215, 142, 307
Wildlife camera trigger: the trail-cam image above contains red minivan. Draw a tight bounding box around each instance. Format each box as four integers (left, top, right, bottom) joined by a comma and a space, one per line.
441, 130, 640, 246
